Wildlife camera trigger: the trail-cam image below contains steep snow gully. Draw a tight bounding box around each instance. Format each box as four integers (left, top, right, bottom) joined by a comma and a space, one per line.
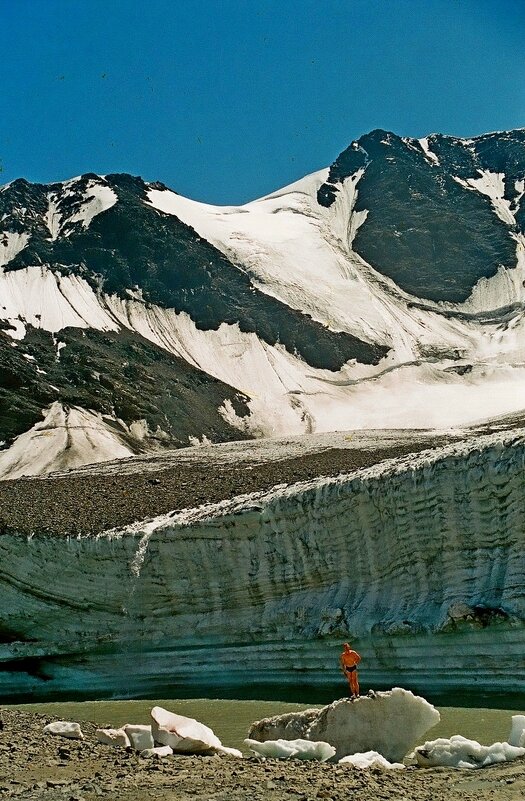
1, 430, 523, 699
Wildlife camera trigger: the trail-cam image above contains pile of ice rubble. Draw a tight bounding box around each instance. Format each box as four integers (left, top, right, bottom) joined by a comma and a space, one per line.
44, 707, 243, 758
41, 692, 525, 771
415, 714, 525, 770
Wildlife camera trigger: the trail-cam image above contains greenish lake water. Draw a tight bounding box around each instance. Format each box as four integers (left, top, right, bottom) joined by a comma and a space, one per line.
5, 698, 524, 753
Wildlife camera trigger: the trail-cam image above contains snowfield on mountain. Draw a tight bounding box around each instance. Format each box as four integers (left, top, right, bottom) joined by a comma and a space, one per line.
1, 128, 525, 476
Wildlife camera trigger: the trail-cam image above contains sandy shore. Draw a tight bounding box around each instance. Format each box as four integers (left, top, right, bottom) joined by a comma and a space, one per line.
1, 709, 524, 801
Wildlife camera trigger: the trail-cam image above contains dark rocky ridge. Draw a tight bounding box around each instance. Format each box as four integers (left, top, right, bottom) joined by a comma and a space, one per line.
0, 326, 250, 447
2, 174, 386, 372
318, 129, 524, 302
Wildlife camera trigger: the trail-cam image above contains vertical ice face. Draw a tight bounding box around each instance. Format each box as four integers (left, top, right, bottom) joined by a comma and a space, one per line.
0, 430, 523, 698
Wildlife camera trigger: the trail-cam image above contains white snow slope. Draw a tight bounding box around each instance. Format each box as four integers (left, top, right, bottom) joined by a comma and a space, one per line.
0, 402, 139, 481
2, 159, 525, 474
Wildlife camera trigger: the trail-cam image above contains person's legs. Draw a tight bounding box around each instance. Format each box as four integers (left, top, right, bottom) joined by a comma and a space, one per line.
350, 671, 359, 697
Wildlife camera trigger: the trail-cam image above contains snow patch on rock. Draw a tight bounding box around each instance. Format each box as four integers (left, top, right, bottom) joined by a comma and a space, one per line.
0, 231, 30, 267
0, 402, 137, 480
0, 264, 119, 340
455, 170, 516, 226
46, 179, 117, 240
417, 137, 440, 165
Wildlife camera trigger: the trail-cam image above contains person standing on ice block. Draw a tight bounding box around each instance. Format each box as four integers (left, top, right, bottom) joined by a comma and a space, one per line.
340, 642, 361, 697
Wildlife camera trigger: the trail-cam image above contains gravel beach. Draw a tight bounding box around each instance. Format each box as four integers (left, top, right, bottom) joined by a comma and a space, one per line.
1, 709, 524, 801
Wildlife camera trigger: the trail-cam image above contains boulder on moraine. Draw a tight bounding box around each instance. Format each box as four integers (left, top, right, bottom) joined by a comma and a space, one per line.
248, 688, 440, 762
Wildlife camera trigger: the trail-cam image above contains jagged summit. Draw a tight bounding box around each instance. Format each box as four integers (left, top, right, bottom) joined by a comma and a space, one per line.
1, 127, 525, 477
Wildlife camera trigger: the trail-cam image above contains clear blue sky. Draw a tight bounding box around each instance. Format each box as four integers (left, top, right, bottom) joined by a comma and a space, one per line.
1, 0, 524, 203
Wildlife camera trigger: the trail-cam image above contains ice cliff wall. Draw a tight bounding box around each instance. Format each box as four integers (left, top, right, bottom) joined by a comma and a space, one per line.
1, 430, 524, 700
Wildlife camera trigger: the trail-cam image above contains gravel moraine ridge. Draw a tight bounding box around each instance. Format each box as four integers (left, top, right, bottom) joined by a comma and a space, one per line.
0, 440, 447, 537
1, 709, 525, 801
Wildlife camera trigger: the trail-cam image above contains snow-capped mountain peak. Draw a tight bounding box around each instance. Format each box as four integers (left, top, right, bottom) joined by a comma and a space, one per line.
1, 128, 525, 477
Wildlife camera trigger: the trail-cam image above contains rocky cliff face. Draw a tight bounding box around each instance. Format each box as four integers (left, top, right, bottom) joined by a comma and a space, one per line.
1, 430, 523, 700
317, 129, 524, 302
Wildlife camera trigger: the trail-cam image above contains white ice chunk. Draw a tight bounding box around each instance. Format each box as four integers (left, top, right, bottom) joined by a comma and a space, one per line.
245, 738, 335, 761
96, 728, 131, 747
151, 706, 222, 754
123, 724, 154, 751
508, 715, 525, 747
338, 750, 405, 769
248, 689, 440, 762
214, 744, 243, 757
415, 735, 525, 769
43, 721, 83, 740
140, 745, 173, 758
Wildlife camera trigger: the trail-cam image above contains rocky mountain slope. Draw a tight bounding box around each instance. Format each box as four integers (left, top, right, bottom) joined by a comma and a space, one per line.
1, 128, 525, 476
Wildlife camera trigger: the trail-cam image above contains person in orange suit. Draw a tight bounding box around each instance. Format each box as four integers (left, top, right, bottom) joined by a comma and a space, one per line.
340, 642, 361, 698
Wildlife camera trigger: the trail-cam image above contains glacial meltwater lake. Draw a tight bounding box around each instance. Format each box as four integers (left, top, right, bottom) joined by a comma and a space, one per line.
6, 695, 525, 753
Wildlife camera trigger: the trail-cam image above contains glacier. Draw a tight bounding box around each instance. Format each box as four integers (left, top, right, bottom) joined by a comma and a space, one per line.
1, 428, 524, 699
2, 130, 525, 476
